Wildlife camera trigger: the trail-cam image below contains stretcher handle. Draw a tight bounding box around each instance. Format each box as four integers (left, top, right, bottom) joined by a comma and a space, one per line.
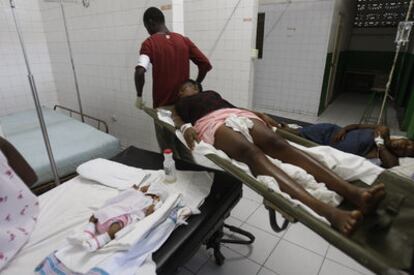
267, 207, 290, 233
220, 224, 255, 244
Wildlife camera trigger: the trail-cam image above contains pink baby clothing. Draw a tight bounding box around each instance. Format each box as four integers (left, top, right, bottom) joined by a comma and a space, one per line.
93, 189, 153, 226
95, 214, 132, 235
0, 151, 39, 270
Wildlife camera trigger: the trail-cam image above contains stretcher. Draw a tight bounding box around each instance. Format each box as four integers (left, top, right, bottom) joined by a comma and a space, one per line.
144, 106, 414, 275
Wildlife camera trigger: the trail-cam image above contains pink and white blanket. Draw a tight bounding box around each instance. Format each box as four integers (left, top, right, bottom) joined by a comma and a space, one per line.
0, 151, 39, 271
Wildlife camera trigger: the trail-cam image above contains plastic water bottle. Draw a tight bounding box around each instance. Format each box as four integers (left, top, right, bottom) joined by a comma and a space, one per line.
163, 149, 177, 183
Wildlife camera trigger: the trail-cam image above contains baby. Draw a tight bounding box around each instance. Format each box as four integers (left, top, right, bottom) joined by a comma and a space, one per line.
70, 182, 167, 251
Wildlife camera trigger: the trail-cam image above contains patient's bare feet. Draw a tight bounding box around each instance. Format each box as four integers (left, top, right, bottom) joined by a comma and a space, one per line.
328, 209, 362, 236
355, 184, 385, 215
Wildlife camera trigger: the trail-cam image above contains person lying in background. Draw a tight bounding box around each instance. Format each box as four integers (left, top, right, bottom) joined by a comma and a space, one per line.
170, 80, 385, 236
0, 137, 39, 270
280, 123, 414, 169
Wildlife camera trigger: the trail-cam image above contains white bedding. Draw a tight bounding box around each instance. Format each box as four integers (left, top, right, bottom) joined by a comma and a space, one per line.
2, 165, 213, 274
1, 177, 118, 274
156, 110, 384, 223
389, 157, 414, 180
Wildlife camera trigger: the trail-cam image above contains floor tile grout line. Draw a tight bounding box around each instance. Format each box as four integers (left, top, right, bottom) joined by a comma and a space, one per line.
193, 249, 212, 275
324, 256, 371, 275
182, 266, 196, 275
257, 230, 284, 274
281, 237, 328, 258
316, 243, 330, 275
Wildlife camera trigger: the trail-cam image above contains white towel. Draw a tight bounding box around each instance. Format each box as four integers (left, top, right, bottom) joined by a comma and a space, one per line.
92, 204, 190, 275
77, 158, 213, 211
225, 114, 255, 143
55, 193, 181, 273
76, 158, 147, 190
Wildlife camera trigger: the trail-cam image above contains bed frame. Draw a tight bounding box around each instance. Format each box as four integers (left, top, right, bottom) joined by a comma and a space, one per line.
54, 105, 109, 133
30, 106, 114, 195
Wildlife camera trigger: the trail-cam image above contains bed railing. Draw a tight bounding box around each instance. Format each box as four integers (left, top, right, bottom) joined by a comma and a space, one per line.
53, 105, 109, 133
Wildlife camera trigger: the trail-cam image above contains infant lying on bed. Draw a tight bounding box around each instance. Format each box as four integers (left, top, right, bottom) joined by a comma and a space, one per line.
69, 182, 168, 251
170, 80, 386, 236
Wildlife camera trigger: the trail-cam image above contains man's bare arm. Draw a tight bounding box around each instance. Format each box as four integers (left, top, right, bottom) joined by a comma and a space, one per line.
134, 66, 146, 97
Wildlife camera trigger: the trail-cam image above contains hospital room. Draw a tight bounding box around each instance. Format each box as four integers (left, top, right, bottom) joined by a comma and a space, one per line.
1, 0, 414, 274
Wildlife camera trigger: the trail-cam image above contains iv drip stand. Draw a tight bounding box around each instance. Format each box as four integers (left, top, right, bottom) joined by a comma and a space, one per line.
59, 0, 85, 122
377, 0, 414, 125
9, 0, 61, 186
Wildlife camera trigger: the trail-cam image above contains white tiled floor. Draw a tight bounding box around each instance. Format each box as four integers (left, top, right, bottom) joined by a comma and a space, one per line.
175, 186, 376, 275
316, 92, 403, 135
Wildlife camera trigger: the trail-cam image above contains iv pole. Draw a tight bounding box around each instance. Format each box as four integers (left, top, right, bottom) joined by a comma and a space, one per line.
9, 0, 60, 185
377, 0, 414, 125
59, 0, 85, 122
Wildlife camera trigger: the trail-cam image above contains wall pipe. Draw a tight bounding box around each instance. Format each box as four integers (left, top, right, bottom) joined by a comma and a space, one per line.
59, 0, 85, 122
9, 0, 60, 186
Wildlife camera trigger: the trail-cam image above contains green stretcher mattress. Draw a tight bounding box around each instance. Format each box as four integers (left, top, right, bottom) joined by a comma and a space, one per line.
144, 106, 414, 275
0, 108, 121, 187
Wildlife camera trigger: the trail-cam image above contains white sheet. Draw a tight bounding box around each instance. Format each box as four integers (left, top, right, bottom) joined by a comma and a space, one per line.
2, 163, 213, 274
55, 193, 182, 273
1, 177, 119, 274
157, 109, 383, 186
157, 110, 384, 222
77, 158, 213, 211
389, 157, 414, 180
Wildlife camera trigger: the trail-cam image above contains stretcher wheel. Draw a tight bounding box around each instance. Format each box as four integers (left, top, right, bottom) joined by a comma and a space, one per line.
214, 250, 225, 266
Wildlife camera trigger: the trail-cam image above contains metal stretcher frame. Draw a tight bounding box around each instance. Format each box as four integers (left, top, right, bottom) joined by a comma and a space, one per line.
143, 106, 414, 275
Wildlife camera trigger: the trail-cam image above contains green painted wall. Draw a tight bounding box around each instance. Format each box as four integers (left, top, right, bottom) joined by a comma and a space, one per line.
404, 91, 414, 138
340, 51, 395, 72
407, 115, 414, 139
318, 53, 332, 115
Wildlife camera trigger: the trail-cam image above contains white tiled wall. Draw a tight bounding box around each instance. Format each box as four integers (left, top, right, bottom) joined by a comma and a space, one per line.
172, 0, 184, 35
327, 0, 355, 53
39, 0, 172, 151
254, 0, 335, 118
184, 0, 257, 108
0, 0, 58, 117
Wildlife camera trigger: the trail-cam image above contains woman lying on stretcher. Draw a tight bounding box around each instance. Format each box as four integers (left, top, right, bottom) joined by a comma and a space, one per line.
172, 80, 385, 235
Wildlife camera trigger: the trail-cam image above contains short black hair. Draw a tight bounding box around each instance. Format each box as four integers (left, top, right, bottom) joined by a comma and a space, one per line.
143, 7, 165, 24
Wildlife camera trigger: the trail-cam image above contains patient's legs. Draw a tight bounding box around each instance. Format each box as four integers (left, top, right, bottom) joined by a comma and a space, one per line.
249, 120, 385, 214
214, 125, 362, 235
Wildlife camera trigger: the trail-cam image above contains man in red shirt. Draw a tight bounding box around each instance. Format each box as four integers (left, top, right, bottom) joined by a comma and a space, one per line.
135, 7, 212, 160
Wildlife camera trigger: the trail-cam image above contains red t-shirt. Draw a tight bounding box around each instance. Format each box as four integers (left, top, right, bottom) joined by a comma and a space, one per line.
139, 32, 212, 108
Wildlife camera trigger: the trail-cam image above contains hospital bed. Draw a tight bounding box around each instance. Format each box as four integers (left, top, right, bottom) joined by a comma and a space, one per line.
144, 106, 414, 275
2, 146, 254, 274
0, 106, 121, 192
